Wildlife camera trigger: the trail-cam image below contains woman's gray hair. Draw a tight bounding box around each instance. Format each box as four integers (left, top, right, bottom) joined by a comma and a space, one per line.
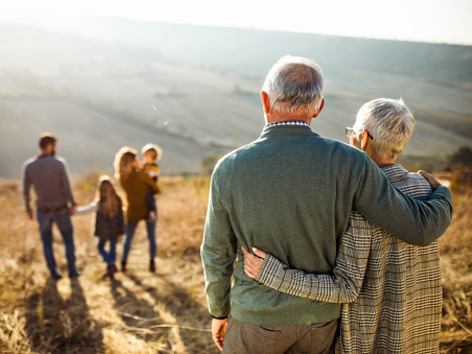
262, 55, 324, 116
353, 98, 415, 158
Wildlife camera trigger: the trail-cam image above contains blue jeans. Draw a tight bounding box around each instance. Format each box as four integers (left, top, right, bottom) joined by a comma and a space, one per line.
37, 209, 77, 275
98, 237, 118, 264
146, 188, 157, 212
121, 220, 157, 263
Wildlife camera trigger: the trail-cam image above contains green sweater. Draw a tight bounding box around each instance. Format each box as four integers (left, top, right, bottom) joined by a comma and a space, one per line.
201, 124, 452, 326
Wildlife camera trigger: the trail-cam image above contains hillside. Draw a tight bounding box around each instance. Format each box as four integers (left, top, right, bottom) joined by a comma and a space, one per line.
0, 19, 471, 178
0, 174, 471, 352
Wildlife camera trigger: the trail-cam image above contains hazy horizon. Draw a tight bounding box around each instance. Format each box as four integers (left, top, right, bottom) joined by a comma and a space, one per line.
2, 0, 472, 46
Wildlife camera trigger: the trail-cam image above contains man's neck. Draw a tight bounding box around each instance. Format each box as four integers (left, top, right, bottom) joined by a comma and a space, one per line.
265, 111, 312, 125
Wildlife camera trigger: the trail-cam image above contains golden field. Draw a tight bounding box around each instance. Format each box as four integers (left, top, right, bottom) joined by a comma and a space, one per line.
0, 172, 471, 353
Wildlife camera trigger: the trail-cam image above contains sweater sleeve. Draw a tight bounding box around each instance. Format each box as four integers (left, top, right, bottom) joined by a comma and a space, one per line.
22, 163, 32, 211
256, 211, 372, 303
60, 159, 76, 206
353, 158, 453, 246
75, 201, 98, 215
142, 171, 160, 194
200, 169, 238, 319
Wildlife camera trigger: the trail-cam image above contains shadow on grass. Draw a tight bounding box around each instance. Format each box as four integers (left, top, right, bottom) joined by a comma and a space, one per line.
25, 277, 103, 353
124, 272, 216, 353
110, 277, 165, 344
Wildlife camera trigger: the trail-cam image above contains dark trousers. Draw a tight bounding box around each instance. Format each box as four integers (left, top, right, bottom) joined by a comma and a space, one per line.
222, 317, 338, 354
37, 209, 77, 275
121, 219, 157, 262
97, 237, 118, 264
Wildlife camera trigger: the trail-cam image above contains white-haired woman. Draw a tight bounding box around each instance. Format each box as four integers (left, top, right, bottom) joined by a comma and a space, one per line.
243, 98, 442, 353
114, 146, 160, 272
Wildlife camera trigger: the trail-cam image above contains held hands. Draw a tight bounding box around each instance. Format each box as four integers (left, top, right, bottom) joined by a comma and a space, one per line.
67, 204, 77, 216
212, 318, 228, 351
242, 247, 267, 279
418, 170, 442, 190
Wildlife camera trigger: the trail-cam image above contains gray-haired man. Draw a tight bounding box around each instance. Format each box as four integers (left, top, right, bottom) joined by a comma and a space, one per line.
201, 55, 452, 353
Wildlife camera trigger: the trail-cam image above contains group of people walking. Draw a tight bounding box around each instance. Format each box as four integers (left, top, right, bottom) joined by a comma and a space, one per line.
22, 136, 162, 279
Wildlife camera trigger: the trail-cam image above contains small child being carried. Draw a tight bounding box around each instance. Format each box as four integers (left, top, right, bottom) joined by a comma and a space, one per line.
75, 175, 125, 278
140, 143, 162, 222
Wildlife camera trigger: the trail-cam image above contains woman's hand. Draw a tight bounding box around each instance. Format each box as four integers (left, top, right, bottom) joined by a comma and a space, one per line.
242, 247, 267, 279
418, 170, 442, 190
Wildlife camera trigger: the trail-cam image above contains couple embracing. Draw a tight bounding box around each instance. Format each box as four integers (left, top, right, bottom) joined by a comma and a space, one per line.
201, 56, 453, 353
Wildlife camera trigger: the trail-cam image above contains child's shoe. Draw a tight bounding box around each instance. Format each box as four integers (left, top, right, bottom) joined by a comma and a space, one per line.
103, 264, 113, 279
110, 263, 118, 273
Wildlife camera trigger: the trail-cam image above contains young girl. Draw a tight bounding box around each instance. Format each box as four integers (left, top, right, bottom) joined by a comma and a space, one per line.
75, 175, 125, 278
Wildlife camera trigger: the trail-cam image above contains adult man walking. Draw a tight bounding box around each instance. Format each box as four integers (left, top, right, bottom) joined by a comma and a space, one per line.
201, 56, 452, 353
23, 132, 81, 279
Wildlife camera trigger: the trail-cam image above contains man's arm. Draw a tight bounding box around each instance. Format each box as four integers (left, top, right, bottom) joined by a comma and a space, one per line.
22, 164, 33, 220
60, 159, 76, 207
243, 211, 372, 303
200, 170, 238, 320
354, 160, 452, 246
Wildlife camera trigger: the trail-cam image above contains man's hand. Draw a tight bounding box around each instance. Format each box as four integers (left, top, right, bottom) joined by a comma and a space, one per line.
242, 247, 267, 279
418, 170, 442, 190
212, 318, 228, 351
26, 210, 33, 220
68, 205, 77, 216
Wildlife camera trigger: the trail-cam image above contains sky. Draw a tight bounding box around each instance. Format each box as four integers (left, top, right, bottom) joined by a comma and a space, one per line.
1, 0, 472, 45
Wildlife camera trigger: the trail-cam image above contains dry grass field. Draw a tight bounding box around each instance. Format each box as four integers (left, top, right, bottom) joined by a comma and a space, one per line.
0, 171, 471, 353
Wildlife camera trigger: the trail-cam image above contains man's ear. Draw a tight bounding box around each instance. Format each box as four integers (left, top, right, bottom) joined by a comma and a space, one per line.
312, 98, 325, 119
261, 91, 271, 114
360, 130, 370, 150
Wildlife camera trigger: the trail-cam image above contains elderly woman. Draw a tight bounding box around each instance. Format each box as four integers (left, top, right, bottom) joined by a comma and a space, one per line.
243, 98, 442, 353
114, 147, 160, 272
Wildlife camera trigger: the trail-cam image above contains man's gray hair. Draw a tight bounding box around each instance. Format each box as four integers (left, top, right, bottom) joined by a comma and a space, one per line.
353, 98, 415, 158
262, 55, 324, 116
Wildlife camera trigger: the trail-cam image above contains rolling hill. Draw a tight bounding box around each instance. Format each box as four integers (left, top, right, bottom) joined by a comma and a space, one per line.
0, 18, 471, 178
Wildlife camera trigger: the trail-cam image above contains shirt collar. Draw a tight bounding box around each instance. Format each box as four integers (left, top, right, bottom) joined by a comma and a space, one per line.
265, 121, 311, 129
380, 164, 408, 180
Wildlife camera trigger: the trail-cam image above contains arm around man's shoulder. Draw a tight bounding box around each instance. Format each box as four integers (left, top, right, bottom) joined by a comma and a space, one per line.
353, 159, 453, 246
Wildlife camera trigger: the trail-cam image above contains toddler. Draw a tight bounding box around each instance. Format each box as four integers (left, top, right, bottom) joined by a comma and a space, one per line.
141, 143, 162, 222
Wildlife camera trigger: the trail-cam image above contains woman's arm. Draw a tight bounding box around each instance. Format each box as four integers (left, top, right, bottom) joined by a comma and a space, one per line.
141, 171, 161, 194
244, 211, 373, 303
74, 201, 98, 215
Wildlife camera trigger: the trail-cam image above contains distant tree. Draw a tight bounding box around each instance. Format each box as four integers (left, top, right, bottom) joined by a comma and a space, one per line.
201, 153, 221, 175
448, 146, 472, 170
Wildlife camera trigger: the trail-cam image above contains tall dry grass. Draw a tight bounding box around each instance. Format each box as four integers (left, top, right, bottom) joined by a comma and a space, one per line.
438, 168, 472, 352
0, 170, 471, 353
0, 175, 216, 354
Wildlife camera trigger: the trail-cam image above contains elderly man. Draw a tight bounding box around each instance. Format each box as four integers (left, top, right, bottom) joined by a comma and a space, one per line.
244, 98, 444, 353
23, 132, 80, 279
201, 56, 452, 353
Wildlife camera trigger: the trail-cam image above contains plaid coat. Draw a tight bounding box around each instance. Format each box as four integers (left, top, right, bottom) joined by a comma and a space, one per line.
257, 164, 441, 353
